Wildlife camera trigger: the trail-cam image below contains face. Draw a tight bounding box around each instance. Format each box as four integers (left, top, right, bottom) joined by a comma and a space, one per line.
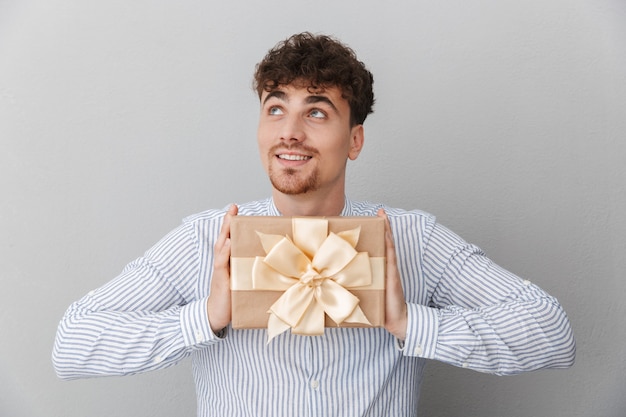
257, 84, 364, 196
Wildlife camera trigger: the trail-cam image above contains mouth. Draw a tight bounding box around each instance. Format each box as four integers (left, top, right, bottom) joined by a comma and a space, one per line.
277, 153, 312, 161
270, 144, 318, 168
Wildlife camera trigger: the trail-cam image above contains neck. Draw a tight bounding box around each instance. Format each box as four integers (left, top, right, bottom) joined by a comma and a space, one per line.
272, 188, 346, 216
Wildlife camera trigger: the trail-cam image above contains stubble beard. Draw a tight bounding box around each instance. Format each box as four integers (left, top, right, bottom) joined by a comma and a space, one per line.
269, 165, 320, 195
267, 145, 320, 195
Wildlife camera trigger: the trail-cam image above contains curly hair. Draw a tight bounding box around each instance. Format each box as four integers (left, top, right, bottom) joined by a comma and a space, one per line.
253, 32, 375, 126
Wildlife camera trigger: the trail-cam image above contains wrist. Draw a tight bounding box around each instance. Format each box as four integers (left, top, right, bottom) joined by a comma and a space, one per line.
385, 304, 408, 340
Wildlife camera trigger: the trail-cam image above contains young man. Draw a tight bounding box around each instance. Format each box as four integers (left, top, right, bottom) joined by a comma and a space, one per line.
53, 33, 575, 416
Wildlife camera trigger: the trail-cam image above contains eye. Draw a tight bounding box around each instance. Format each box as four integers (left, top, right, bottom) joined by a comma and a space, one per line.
268, 106, 283, 115
309, 109, 326, 119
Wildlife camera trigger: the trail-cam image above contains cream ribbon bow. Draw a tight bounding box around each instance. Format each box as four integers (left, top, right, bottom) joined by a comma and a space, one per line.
252, 218, 373, 341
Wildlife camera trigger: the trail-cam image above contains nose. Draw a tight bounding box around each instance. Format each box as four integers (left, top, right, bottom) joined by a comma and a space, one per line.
279, 114, 305, 142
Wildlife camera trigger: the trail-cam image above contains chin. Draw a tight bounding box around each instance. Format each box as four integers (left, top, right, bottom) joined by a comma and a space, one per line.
270, 172, 319, 195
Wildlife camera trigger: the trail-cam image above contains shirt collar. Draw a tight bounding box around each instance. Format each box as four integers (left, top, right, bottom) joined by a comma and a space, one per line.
340, 197, 353, 216
267, 198, 281, 216
268, 197, 352, 217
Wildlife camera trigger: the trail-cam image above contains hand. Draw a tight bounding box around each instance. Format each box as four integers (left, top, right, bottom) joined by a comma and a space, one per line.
207, 204, 238, 334
377, 209, 408, 340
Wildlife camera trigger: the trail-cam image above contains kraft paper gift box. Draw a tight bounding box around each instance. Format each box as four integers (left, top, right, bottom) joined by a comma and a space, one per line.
230, 216, 385, 337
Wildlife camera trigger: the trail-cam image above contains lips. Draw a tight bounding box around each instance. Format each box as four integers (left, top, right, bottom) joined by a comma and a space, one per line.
270, 144, 318, 166
277, 154, 312, 161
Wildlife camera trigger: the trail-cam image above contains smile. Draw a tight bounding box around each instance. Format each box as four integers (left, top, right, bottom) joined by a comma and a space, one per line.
277, 154, 311, 161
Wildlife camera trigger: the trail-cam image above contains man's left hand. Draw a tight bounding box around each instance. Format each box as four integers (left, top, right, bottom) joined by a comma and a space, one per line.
378, 209, 408, 340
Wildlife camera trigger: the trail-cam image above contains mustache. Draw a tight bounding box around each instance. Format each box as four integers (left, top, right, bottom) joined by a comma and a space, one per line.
269, 143, 320, 156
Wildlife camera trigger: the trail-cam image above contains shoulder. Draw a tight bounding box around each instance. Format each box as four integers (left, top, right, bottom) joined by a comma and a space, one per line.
171, 199, 271, 247
182, 198, 273, 225
349, 200, 439, 249
349, 200, 436, 223
183, 208, 227, 225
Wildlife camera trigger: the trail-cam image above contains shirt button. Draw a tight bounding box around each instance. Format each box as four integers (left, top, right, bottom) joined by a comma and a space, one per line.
310, 380, 319, 389
462, 362, 469, 368
414, 345, 424, 356
195, 330, 204, 343
523, 280, 531, 286
153, 356, 163, 364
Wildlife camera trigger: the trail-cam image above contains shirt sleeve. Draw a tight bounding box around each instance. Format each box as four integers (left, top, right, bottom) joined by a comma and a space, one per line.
402, 221, 576, 375
52, 219, 224, 380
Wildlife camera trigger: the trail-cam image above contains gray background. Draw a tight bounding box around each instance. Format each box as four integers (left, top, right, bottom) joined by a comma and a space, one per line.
1, 0, 625, 416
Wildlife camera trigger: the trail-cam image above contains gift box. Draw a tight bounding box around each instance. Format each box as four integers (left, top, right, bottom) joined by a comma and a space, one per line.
230, 216, 385, 339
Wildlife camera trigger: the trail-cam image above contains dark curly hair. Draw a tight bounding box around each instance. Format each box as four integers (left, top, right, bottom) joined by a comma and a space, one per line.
253, 32, 375, 126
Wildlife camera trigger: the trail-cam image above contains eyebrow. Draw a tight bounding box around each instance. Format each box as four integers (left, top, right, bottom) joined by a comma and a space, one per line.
262, 90, 286, 105
262, 90, 339, 114
305, 95, 339, 114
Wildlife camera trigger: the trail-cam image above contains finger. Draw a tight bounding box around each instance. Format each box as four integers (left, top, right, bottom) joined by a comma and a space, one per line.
377, 209, 408, 338
377, 209, 397, 263
214, 237, 232, 268
378, 210, 403, 299
216, 204, 238, 249
377, 208, 391, 236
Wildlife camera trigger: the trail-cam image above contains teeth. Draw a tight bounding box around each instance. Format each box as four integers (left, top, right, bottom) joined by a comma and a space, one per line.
278, 154, 310, 161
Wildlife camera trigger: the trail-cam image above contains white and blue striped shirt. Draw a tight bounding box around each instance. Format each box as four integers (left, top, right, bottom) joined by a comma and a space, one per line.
53, 198, 575, 416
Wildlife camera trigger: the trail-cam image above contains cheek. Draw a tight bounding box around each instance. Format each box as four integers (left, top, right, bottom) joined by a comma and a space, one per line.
257, 141, 269, 166
257, 122, 274, 146
256, 126, 268, 150
256, 133, 269, 168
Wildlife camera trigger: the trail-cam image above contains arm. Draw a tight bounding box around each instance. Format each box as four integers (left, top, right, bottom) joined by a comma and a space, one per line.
52, 209, 234, 380
379, 210, 575, 375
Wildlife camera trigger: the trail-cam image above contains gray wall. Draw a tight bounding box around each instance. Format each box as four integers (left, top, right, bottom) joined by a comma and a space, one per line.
1, 0, 624, 416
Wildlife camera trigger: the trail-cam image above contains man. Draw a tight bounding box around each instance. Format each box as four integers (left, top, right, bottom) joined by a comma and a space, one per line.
53, 32, 575, 416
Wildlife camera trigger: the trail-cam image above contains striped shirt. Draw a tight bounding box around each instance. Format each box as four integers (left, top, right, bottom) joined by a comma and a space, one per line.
53, 197, 575, 416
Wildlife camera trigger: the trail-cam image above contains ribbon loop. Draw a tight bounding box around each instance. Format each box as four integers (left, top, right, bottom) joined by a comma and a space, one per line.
251, 218, 373, 341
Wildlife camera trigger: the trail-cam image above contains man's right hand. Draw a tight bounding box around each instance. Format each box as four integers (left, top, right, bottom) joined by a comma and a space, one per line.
206, 204, 238, 334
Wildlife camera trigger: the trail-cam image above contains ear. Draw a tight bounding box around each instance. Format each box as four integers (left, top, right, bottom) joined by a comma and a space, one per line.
348, 124, 365, 160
